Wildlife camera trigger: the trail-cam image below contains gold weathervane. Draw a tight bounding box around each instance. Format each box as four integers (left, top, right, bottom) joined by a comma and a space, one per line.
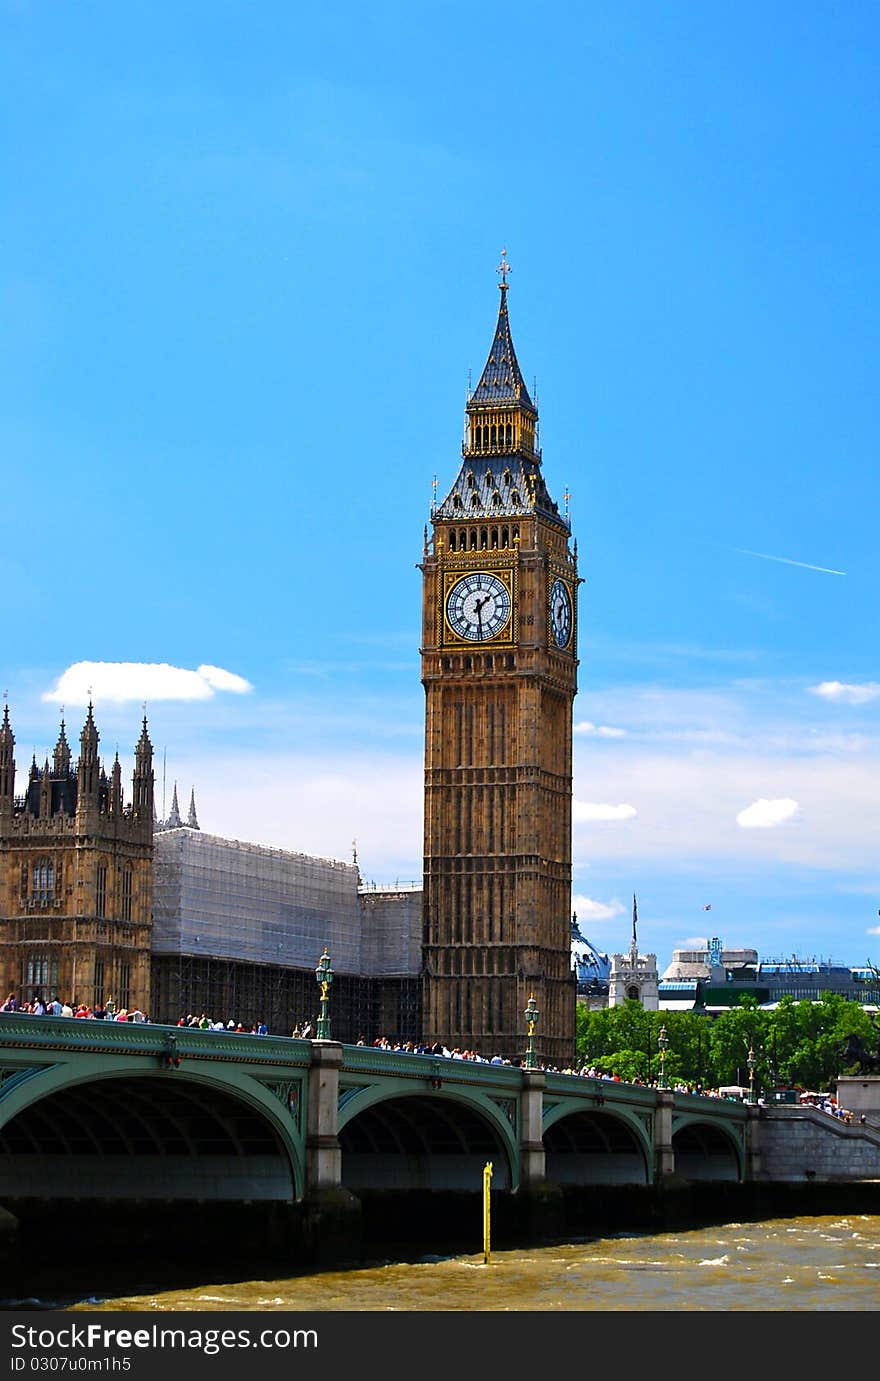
497, 247, 511, 287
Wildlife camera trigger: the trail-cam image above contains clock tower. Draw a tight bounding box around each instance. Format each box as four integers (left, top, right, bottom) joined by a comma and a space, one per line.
420, 254, 579, 1066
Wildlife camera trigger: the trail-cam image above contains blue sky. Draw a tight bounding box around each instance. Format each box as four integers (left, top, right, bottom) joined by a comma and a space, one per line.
2, 2, 879, 971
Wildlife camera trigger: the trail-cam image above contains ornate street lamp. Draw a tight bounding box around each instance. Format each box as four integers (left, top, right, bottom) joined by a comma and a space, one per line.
315, 947, 334, 1040
524, 993, 540, 1069
747, 1045, 757, 1104
657, 1024, 669, 1089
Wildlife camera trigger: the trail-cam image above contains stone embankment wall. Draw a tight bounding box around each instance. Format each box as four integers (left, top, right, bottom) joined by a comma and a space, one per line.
757, 1106, 880, 1182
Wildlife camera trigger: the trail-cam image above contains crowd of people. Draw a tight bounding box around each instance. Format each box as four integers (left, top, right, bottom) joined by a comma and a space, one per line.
0, 992, 270, 1034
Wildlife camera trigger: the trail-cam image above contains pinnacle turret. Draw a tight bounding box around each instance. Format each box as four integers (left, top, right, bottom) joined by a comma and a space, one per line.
187, 788, 199, 830
0, 703, 15, 801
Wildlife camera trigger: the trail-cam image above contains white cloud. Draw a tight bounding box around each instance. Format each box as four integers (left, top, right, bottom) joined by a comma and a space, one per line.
573, 800, 638, 823
809, 681, 880, 705
42, 661, 253, 706
868, 926, 880, 937
736, 798, 800, 830
571, 894, 626, 922
573, 720, 627, 738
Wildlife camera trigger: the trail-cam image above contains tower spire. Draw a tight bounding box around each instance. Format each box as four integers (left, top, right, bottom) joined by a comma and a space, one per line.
187, 787, 199, 830
167, 781, 181, 828
630, 894, 639, 964
433, 253, 565, 530
0, 702, 15, 803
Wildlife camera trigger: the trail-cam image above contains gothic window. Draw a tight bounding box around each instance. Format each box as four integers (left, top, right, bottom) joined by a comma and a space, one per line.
93, 958, 105, 1007
506, 424, 512, 446
626, 984, 640, 1002
118, 961, 131, 1010
485, 470, 493, 487
449, 531, 457, 551
96, 863, 107, 919
23, 952, 57, 1000
469, 529, 477, 549
480, 527, 487, 549
32, 858, 54, 905
452, 494, 462, 510
501, 526, 509, 547
503, 469, 512, 486
121, 868, 132, 922
466, 472, 475, 488
492, 490, 502, 506
511, 490, 520, 506
20, 863, 27, 898
471, 494, 480, 509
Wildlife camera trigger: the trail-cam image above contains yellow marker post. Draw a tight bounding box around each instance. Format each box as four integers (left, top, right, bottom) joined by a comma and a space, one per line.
483, 1160, 493, 1264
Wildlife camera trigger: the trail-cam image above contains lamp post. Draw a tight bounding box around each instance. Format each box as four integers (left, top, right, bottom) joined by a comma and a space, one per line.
315, 947, 334, 1040
524, 993, 540, 1069
747, 1045, 757, 1104
658, 1024, 669, 1089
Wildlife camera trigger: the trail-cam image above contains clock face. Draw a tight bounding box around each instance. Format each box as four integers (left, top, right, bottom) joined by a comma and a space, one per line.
446, 572, 512, 642
549, 578, 572, 649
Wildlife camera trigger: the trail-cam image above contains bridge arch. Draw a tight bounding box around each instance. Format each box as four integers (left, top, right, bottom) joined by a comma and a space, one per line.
542, 1104, 652, 1185
338, 1084, 516, 1190
671, 1113, 744, 1181
0, 1065, 304, 1202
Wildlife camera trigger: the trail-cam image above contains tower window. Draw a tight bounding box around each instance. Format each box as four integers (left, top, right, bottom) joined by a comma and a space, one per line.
449, 531, 457, 551
121, 867, 133, 922
96, 863, 107, 919
23, 952, 56, 1001
470, 529, 477, 550
501, 526, 509, 547
94, 959, 105, 1008
485, 470, 493, 487
503, 469, 512, 485
466, 472, 475, 488
32, 858, 54, 905
452, 494, 462, 510
118, 961, 131, 1010
471, 494, 480, 509
511, 490, 520, 506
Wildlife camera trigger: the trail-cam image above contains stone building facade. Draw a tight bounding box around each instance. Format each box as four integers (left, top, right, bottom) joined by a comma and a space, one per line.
0, 704, 154, 1014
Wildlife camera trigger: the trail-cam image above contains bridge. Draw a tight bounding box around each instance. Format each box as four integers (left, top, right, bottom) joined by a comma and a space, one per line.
0, 1014, 752, 1208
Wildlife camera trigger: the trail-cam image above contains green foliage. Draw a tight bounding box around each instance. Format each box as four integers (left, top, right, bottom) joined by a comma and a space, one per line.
575, 993, 878, 1092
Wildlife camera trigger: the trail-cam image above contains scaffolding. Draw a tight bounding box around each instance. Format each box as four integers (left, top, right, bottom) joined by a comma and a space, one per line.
152, 828, 363, 970
149, 828, 424, 1041
150, 952, 422, 1043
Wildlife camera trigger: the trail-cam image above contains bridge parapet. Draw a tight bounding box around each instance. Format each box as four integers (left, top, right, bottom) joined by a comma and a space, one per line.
0, 1013, 311, 1068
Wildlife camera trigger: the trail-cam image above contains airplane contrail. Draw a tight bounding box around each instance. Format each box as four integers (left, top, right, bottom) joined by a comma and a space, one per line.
703, 542, 846, 576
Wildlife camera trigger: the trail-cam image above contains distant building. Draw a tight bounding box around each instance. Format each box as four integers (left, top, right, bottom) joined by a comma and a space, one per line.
608, 896, 658, 1010
571, 912, 610, 1005
658, 936, 880, 1012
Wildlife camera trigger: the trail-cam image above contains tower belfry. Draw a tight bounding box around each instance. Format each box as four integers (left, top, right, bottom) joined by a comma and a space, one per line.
420, 258, 579, 1065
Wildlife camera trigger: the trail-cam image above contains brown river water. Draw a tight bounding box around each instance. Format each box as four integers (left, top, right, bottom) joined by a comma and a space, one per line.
61, 1215, 879, 1312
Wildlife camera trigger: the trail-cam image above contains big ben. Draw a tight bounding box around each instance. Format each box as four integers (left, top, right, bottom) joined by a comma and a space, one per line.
420, 253, 578, 1066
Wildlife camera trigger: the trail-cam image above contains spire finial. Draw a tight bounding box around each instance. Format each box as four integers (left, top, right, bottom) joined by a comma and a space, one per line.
497, 246, 511, 290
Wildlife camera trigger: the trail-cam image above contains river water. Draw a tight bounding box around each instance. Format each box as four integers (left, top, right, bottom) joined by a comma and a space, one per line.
61, 1215, 879, 1312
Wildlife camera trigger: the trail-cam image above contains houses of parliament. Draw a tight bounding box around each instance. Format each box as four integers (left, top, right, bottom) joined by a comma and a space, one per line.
0, 261, 581, 1063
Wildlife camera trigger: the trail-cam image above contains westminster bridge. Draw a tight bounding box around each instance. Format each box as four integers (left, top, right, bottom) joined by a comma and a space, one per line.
1, 1015, 878, 1221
